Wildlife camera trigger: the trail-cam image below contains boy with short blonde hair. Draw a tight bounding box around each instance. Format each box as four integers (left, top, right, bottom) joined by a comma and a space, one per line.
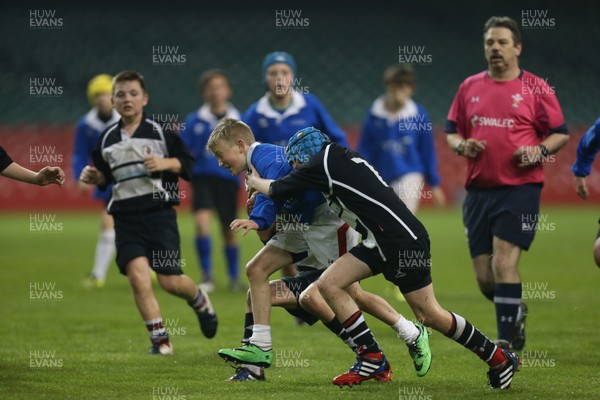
209, 119, 431, 382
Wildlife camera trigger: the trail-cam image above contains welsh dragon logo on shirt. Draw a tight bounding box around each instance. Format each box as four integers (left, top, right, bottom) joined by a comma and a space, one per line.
511, 93, 524, 109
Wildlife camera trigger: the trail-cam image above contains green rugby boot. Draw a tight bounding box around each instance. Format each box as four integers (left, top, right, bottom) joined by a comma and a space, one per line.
218, 344, 273, 368
407, 323, 432, 377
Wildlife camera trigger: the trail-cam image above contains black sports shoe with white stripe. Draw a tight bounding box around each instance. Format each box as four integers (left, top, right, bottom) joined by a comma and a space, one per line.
488, 349, 521, 389
511, 303, 528, 351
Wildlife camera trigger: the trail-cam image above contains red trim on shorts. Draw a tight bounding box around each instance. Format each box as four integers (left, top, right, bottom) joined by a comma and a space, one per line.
337, 223, 349, 256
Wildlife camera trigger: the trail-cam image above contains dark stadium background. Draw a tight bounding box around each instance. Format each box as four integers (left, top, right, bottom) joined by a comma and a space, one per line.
1, 0, 599, 210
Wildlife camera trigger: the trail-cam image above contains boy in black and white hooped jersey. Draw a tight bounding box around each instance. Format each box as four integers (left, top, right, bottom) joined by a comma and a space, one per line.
80, 70, 217, 355
246, 127, 521, 390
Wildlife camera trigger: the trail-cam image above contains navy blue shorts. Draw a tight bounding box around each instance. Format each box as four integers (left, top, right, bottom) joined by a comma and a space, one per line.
280, 268, 324, 326
463, 183, 542, 258
113, 207, 183, 276
349, 238, 432, 294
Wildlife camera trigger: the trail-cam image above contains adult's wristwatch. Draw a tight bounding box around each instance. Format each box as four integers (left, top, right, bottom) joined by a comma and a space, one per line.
454, 140, 465, 155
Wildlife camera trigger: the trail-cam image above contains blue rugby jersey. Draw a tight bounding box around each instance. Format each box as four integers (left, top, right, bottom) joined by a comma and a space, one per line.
358, 97, 440, 187
243, 91, 348, 147
572, 118, 600, 177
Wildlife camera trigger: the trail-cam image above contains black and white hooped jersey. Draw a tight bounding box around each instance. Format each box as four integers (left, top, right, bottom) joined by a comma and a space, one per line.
92, 115, 193, 214
0, 146, 13, 172
269, 143, 429, 261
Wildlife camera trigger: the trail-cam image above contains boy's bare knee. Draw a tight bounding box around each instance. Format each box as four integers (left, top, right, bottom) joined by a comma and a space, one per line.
245, 259, 269, 282
245, 260, 258, 279
298, 290, 313, 310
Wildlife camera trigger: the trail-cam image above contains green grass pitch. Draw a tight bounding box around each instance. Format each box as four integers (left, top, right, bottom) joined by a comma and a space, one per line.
1, 206, 599, 399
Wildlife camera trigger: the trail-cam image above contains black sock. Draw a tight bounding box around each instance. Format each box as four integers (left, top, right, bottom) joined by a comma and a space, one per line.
494, 283, 522, 342
324, 317, 355, 350
188, 290, 206, 310
341, 311, 380, 355
446, 311, 505, 367
242, 312, 254, 345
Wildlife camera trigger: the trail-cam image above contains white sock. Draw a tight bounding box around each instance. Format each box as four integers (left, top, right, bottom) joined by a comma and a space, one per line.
91, 229, 115, 280
249, 324, 272, 351
392, 316, 420, 344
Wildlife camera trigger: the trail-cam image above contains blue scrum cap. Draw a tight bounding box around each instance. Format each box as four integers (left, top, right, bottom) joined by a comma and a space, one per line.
285, 127, 331, 165
262, 51, 296, 83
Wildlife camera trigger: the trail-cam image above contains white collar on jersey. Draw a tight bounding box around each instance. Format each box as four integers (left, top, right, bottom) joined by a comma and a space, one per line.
371, 96, 418, 123
84, 108, 120, 132
246, 141, 262, 171
255, 91, 307, 122
197, 103, 240, 126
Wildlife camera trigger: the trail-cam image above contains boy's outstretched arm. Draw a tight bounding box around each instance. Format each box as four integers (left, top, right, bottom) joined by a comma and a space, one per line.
2, 162, 65, 187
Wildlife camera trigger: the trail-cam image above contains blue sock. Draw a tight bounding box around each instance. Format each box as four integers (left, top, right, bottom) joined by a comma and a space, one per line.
225, 244, 239, 282
195, 237, 212, 281
494, 283, 522, 342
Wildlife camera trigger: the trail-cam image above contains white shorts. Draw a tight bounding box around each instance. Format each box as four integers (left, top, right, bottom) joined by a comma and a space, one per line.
267, 203, 358, 270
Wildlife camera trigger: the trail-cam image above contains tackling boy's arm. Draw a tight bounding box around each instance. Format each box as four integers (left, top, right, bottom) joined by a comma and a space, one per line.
247, 149, 329, 200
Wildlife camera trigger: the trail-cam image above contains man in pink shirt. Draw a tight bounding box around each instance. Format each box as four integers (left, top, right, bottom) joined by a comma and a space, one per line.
445, 16, 569, 351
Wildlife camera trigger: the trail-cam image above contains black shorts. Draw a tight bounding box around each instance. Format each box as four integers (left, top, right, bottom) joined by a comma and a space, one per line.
349, 238, 432, 294
113, 207, 183, 276
280, 268, 324, 325
191, 176, 238, 226
463, 183, 542, 257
